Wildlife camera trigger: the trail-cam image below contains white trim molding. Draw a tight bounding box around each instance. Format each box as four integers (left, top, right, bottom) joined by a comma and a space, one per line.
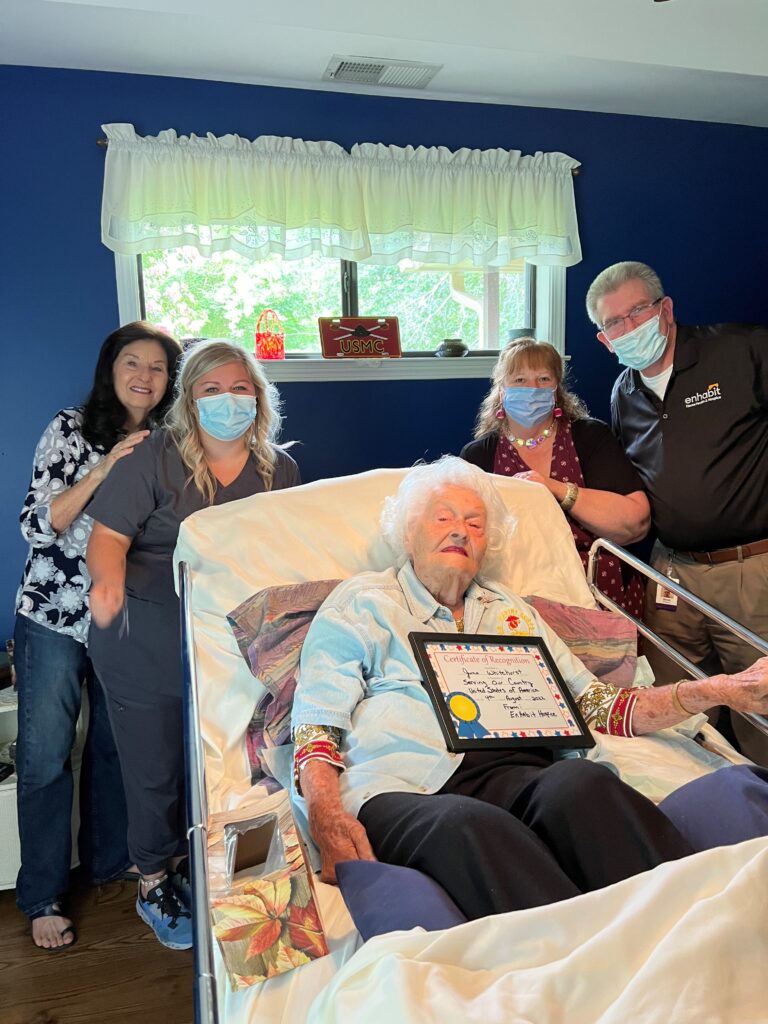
256, 355, 497, 383
114, 253, 142, 324
535, 265, 566, 355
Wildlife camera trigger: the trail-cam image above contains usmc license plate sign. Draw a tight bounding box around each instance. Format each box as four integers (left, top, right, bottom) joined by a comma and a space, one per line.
318, 317, 402, 359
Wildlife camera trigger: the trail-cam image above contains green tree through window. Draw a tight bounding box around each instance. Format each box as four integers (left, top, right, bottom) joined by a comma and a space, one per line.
141, 248, 529, 352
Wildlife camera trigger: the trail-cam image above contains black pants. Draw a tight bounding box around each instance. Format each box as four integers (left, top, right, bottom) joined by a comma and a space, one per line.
102, 688, 186, 874
90, 595, 187, 875
358, 753, 693, 920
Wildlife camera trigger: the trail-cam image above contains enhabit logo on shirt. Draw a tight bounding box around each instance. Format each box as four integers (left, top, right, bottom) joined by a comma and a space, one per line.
684, 383, 722, 408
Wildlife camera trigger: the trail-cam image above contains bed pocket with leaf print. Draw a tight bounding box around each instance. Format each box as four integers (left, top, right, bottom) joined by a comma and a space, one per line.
208, 792, 329, 989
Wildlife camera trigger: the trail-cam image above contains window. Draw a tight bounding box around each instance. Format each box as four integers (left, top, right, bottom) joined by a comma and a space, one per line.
105, 125, 580, 376
121, 249, 556, 356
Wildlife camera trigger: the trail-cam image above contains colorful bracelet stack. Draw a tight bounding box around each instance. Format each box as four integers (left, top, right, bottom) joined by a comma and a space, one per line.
605, 688, 638, 737
576, 681, 639, 737
293, 724, 344, 794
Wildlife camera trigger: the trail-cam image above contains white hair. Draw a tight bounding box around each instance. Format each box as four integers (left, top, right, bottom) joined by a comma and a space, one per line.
380, 456, 515, 579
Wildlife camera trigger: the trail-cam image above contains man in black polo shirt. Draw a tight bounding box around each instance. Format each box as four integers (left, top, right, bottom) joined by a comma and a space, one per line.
585, 260, 768, 764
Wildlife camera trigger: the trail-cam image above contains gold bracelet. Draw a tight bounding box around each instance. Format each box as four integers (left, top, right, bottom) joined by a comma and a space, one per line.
559, 482, 579, 514
671, 680, 696, 718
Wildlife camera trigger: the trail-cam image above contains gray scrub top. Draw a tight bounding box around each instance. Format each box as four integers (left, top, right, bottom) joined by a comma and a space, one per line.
87, 430, 300, 604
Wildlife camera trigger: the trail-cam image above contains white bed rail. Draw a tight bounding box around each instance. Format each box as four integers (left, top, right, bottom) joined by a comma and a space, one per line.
587, 539, 768, 739
179, 561, 219, 1024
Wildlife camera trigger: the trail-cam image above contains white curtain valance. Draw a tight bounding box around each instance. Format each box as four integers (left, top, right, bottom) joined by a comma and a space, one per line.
101, 123, 581, 268
352, 143, 581, 267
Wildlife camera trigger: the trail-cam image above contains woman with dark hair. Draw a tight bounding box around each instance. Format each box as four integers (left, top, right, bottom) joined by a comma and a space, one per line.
14, 321, 181, 950
461, 338, 650, 616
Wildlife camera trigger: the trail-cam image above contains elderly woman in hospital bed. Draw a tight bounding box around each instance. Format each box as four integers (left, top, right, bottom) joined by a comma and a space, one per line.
291, 458, 768, 918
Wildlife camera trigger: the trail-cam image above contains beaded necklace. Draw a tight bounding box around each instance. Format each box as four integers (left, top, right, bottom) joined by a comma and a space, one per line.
504, 420, 557, 450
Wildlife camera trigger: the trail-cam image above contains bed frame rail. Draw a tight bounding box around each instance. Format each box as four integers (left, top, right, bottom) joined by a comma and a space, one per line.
587, 539, 768, 738
179, 561, 219, 1024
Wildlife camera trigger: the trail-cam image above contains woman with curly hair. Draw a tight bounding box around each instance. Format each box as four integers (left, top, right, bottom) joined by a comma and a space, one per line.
14, 321, 181, 950
86, 339, 300, 950
461, 338, 650, 615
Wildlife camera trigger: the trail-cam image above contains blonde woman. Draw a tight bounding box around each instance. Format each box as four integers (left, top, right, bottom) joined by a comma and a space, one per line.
86, 340, 300, 949
461, 339, 650, 616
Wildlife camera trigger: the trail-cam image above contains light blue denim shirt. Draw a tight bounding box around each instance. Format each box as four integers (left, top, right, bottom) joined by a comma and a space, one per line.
291, 560, 597, 817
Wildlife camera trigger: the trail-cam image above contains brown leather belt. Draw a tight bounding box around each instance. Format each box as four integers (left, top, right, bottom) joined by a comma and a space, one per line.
681, 538, 768, 565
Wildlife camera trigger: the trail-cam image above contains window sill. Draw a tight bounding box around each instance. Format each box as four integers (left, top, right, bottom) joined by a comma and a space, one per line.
258, 355, 498, 383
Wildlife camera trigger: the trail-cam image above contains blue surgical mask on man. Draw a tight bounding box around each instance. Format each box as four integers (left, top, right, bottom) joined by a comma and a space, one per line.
609, 313, 669, 371
195, 393, 257, 441
502, 386, 556, 428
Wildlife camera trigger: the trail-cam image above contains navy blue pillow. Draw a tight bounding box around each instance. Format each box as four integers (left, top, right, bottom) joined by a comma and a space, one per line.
335, 860, 467, 941
659, 765, 768, 851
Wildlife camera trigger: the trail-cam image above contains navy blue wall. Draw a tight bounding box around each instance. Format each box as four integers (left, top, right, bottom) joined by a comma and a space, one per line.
3, 64, 768, 641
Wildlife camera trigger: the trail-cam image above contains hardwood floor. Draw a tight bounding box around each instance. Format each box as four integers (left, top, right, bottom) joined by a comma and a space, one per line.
0, 871, 193, 1024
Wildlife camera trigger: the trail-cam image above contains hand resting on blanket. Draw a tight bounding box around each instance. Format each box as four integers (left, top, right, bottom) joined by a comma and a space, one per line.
302, 761, 377, 884
633, 656, 768, 732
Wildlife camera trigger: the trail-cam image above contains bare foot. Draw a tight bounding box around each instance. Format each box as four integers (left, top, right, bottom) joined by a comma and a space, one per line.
31, 905, 76, 950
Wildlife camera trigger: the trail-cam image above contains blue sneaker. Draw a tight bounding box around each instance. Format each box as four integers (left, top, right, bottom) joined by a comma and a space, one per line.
170, 857, 192, 911
136, 878, 193, 950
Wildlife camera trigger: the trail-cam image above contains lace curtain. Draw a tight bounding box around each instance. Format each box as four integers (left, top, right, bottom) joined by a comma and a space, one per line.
101, 123, 581, 267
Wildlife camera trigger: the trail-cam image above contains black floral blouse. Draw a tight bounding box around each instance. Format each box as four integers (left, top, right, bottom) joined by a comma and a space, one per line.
15, 408, 106, 644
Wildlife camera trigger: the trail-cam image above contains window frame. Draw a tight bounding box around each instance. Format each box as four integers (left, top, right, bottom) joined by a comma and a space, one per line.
114, 253, 566, 383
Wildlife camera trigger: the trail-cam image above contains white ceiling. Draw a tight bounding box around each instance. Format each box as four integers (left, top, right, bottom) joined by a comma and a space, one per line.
3, 0, 768, 127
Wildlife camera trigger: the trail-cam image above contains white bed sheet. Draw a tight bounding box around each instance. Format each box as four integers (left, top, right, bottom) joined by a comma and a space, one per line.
309, 835, 768, 1024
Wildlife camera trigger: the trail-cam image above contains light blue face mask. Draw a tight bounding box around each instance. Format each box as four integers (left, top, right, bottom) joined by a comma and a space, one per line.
609, 312, 669, 371
502, 386, 556, 429
195, 393, 257, 441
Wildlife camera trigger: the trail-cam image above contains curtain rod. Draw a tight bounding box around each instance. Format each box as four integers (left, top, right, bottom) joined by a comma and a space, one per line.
96, 137, 580, 174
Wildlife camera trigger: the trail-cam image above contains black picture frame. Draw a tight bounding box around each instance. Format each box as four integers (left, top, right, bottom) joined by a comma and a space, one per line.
409, 632, 595, 752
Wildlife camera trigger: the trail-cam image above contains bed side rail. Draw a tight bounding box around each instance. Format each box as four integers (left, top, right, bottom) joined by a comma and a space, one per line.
179, 561, 219, 1024
587, 539, 768, 739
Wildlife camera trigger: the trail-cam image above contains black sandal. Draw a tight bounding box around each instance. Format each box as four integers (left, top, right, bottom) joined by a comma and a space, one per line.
29, 903, 77, 951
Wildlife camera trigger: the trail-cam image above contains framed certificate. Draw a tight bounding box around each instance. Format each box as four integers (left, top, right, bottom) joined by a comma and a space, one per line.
409, 633, 594, 752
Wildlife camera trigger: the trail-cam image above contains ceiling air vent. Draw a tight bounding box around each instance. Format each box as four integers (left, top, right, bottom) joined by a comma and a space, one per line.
323, 55, 442, 90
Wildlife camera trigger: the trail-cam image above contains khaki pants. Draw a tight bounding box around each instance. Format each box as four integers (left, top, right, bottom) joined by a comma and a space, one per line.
642, 541, 768, 766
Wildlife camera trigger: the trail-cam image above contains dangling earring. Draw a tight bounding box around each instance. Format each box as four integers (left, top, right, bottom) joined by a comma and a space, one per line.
553, 406, 563, 419
495, 407, 506, 420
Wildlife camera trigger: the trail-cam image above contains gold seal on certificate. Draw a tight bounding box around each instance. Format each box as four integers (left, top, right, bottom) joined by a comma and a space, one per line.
409, 633, 594, 752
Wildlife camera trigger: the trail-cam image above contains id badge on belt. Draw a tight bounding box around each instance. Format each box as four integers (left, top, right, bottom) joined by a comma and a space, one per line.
655, 555, 679, 611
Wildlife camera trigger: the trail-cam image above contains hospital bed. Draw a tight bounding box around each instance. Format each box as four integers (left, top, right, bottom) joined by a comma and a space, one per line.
175, 469, 768, 1024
